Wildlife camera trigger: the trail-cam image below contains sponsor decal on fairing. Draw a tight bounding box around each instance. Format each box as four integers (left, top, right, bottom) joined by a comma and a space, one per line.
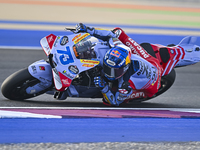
80, 59, 99, 64
126, 38, 149, 58
63, 70, 75, 79
31, 65, 37, 74
68, 65, 79, 74
57, 46, 74, 65
60, 36, 69, 46
39, 66, 45, 71
46, 34, 57, 49
72, 34, 81, 41
82, 64, 95, 67
74, 33, 90, 44
127, 92, 145, 99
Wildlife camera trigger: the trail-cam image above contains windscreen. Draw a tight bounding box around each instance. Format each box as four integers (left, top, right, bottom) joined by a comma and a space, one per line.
73, 37, 97, 59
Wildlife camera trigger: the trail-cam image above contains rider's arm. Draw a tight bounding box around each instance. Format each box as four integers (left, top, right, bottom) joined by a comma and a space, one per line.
75, 23, 116, 41
86, 27, 116, 41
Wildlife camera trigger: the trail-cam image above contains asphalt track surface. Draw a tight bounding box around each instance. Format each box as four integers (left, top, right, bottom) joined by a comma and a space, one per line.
1, 48, 200, 108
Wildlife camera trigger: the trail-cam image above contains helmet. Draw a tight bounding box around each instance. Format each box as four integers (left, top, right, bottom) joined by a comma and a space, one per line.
103, 46, 131, 80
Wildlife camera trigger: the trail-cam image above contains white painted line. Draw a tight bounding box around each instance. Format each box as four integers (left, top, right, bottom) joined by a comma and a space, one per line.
171, 109, 200, 113
0, 110, 62, 119
1, 107, 200, 112
0, 46, 42, 50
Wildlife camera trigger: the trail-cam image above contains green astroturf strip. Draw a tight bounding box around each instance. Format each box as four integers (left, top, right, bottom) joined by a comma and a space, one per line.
91, 8, 200, 27
97, 8, 200, 17
124, 19, 200, 28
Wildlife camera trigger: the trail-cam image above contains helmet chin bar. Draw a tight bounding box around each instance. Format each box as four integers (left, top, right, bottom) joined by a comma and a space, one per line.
105, 71, 126, 81
104, 62, 130, 81
105, 74, 116, 81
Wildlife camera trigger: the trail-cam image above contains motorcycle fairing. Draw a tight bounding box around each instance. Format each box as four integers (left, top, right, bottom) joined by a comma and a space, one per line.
149, 36, 200, 76
27, 60, 53, 94
93, 42, 110, 67
40, 34, 57, 55
178, 36, 197, 45
176, 36, 200, 67
41, 33, 100, 91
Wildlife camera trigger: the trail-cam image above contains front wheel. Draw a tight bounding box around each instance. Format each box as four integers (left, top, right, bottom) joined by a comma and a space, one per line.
1, 68, 51, 100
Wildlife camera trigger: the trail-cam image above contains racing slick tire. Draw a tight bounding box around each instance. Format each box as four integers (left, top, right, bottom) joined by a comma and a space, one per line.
129, 68, 176, 104
156, 68, 176, 97
1, 68, 51, 100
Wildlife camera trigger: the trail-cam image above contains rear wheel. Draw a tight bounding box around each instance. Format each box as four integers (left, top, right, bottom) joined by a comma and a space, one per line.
156, 68, 176, 96
128, 69, 176, 104
1, 68, 51, 100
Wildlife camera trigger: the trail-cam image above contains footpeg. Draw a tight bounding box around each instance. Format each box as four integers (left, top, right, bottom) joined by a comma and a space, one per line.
54, 91, 67, 100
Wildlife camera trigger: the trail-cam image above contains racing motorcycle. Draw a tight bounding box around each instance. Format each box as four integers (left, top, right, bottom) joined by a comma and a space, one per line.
1, 28, 200, 104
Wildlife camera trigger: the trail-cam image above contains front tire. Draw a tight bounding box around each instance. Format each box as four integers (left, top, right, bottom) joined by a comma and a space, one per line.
1, 68, 50, 100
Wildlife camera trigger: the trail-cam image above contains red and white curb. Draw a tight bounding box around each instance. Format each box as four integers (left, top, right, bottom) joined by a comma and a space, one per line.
1, 107, 200, 119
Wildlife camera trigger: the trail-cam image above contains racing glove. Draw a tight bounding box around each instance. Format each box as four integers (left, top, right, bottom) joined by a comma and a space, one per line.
94, 76, 107, 90
94, 76, 117, 106
101, 81, 133, 106
74, 23, 87, 33
101, 85, 120, 106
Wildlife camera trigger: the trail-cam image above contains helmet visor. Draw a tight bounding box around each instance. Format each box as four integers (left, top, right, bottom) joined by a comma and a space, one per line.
103, 62, 124, 79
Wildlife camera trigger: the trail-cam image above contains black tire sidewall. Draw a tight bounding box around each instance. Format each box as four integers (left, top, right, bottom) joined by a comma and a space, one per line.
156, 69, 176, 96
1, 68, 43, 100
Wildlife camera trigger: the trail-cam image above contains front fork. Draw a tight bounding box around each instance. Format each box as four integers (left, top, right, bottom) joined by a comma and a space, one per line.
27, 60, 53, 95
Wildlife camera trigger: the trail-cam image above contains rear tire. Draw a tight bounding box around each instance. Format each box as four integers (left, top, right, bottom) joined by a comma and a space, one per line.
156, 68, 176, 97
1, 68, 51, 100
128, 69, 176, 104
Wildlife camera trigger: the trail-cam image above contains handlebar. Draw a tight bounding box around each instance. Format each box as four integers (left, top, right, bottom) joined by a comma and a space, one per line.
65, 28, 76, 33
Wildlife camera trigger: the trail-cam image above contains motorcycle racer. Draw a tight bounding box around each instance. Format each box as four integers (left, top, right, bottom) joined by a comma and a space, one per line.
75, 23, 163, 106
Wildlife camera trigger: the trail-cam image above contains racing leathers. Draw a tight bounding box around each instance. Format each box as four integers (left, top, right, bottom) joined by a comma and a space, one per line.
76, 24, 163, 106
